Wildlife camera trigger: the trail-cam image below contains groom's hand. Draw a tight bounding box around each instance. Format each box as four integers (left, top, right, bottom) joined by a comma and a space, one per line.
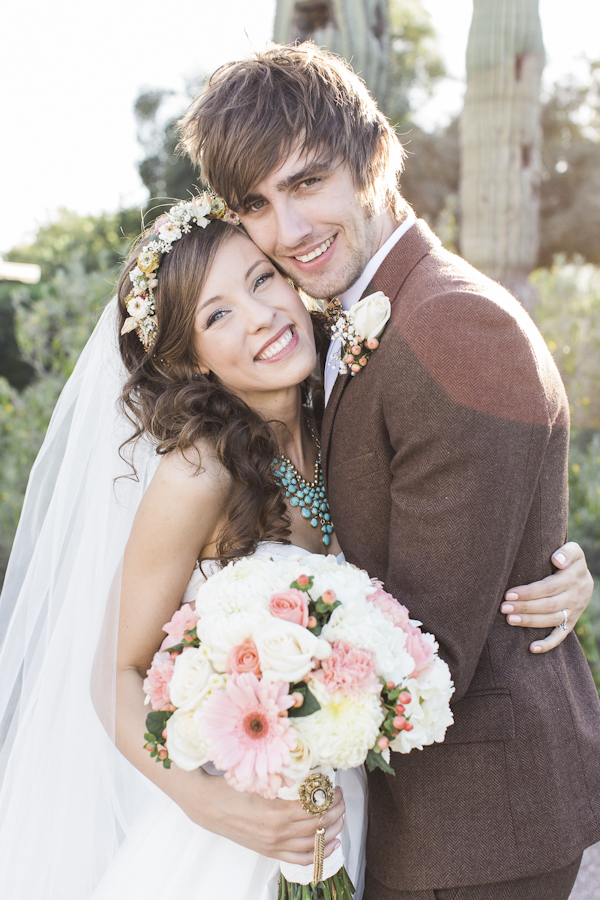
500, 542, 593, 653
187, 774, 346, 864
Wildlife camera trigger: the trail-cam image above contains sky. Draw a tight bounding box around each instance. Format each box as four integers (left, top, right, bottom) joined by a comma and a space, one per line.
1, 0, 598, 256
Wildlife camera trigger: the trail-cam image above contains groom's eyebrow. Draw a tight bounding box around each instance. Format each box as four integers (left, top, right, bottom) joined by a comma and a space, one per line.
242, 162, 333, 208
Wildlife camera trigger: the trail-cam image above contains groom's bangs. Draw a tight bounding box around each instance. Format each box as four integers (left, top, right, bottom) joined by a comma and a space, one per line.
178, 43, 406, 213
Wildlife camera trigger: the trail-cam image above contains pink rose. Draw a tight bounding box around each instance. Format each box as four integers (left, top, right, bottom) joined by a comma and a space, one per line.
143, 650, 176, 711
226, 638, 262, 676
405, 625, 434, 677
311, 640, 381, 695
269, 589, 309, 628
367, 585, 410, 630
160, 603, 198, 651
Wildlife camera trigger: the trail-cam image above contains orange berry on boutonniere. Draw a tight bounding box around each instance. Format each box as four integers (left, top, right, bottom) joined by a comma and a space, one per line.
366, 338, 379, 350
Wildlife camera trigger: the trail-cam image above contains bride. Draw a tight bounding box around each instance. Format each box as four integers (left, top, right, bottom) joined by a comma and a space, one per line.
0, 196, 592, 899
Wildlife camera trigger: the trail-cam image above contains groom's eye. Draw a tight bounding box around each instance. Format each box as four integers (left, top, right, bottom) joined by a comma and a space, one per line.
299, 177, 320, 188
248, 198, 266, 212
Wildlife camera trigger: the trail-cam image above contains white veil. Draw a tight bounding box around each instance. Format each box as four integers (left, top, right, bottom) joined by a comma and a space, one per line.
0, 299, 159, 898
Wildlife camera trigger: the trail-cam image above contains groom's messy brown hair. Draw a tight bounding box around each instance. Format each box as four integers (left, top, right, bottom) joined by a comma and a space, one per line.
178, 42, 409, 219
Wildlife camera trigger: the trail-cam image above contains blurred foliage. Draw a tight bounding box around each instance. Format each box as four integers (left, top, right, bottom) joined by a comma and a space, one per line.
4, 208, 144, 284
539, 64, 600, 267
386, 0, 446, 128
530, 258, 600, 430
532, 260, 600, 689
0, 212, 136, 580
568, 432, 600, 691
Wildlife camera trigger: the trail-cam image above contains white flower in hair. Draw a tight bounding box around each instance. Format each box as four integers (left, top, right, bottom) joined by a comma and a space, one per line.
158, 222, 183, 243
126, 295, 151, 318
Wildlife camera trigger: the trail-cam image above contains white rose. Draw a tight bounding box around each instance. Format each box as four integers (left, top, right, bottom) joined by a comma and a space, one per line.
281, 731, 317, 786
255, 621, 331, 683
169, 646, 217, 711
166, 706, 211, 771
347, 291, 391, 342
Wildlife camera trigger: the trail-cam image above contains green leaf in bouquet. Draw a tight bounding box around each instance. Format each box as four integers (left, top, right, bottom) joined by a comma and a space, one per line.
365, 747, 395, 776
315, 597, 341, 617
145, 709, 172, 744
287, 682, 321, 718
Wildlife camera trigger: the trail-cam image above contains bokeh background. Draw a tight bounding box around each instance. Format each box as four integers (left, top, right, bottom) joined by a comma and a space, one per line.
1, 0, 599, 695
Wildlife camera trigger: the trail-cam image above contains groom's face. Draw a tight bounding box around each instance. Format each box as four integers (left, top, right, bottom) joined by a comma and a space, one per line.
238, 147, 379, 300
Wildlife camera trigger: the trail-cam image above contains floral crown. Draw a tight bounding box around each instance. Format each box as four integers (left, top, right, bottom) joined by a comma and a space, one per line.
121, 193, 240, 351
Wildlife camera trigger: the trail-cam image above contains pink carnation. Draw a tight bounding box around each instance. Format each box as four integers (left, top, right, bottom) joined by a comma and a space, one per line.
368, 585, 410, 630
202, 672, 295, 799
269, 589, 309, 627
226, 638, 262, 677
311, 639, 381, 696
406, 625, 434, 677
142, 651, 176, 711
160, 603, 198, 651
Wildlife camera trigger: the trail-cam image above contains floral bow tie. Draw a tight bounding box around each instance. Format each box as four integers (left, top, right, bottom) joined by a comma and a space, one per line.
324, 291, 391, 375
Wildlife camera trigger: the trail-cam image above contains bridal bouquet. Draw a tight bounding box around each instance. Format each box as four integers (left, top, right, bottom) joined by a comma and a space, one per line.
142, 552, 454, 899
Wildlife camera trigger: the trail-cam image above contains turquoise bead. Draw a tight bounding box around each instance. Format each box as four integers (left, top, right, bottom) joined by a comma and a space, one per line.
301, 507, 311, 519
290, 496, 300, 507
324, 513, 330, 521
323, 534, 331, 546
310, 518, 318, 527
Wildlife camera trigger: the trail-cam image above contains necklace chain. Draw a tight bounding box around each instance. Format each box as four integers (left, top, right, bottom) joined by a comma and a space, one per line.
271, 426, 334, 547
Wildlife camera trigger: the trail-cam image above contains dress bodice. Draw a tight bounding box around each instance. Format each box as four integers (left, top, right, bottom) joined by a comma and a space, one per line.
182, 542, 344, 606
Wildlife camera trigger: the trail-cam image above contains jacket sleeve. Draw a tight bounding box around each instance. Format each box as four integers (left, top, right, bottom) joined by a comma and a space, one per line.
380, 288, 568, 702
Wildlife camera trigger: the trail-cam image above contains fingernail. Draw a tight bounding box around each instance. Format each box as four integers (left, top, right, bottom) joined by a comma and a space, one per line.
505, 592, 518, 601
553, 552, 567, 566
508, 615, 521, 624
531, 644, 543, 653
501, 604, 514, 613
334, 840, 341, 850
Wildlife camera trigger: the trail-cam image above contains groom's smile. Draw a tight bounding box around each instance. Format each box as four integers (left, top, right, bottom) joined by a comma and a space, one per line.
239, 148, 392, 300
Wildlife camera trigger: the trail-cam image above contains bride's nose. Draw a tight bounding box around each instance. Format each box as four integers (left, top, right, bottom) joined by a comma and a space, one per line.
245, 295, 277, 332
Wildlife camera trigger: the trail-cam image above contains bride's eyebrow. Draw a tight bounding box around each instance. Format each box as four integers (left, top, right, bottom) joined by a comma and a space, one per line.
196, 261, 268, 313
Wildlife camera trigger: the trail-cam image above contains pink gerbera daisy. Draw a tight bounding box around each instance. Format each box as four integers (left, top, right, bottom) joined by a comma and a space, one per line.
202, 672, 295, 798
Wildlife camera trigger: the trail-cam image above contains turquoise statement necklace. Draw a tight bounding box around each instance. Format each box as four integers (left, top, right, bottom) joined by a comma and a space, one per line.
271, 436, 334, 547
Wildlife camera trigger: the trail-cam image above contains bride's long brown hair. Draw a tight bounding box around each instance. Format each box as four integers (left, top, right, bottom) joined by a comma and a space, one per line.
117, 218, 303, 567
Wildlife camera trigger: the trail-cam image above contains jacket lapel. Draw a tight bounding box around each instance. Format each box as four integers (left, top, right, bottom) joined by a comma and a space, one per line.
321, 219, 438, 480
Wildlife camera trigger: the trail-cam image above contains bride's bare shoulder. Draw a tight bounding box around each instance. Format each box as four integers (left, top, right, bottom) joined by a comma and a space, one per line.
153, 440, 232, 497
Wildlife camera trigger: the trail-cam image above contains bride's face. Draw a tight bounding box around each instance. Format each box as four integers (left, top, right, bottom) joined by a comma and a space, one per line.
193, 233, 317, 404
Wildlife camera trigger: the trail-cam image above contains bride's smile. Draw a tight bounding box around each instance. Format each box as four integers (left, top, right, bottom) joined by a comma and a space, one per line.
193, 233, 316, 406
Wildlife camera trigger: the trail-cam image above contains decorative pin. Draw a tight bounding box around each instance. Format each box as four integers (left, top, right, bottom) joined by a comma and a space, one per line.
298, 773, 335, 883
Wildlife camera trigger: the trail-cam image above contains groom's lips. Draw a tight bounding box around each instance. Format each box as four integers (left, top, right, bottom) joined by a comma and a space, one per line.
286, 234, 338, 273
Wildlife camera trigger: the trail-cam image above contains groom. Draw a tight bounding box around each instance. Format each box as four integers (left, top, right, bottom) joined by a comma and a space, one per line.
180, 44, 600, 899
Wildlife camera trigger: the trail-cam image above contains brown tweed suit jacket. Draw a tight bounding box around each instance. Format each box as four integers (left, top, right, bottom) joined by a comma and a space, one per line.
321, 220, 600, 892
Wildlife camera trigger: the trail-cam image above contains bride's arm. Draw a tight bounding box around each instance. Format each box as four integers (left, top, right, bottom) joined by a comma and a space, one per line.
115, 450, 345, 865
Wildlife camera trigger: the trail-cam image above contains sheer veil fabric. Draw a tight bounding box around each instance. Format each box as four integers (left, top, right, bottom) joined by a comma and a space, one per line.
0, 299, 367, 898
0, 299, 159, 897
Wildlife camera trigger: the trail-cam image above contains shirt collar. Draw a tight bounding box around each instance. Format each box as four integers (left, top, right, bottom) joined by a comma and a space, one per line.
337, 211, 416, 310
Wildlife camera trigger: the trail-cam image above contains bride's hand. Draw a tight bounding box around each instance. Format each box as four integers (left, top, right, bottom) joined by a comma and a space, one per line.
182, 773, 346, 864
500, 542, 593, 653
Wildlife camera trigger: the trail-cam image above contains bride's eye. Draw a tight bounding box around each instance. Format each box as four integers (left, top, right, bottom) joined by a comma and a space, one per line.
254, 271, 275, 289
206, 308, 227, 327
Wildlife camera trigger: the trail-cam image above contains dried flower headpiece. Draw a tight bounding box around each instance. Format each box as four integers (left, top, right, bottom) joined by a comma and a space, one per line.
121, 193, 240, 350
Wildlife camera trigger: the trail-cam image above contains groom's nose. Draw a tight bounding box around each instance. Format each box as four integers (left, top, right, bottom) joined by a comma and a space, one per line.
271, 198, 313, 254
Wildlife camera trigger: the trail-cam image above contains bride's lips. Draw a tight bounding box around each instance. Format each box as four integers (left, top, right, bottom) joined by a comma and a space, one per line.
286, 234, 337, 273
255, 325, 299, 363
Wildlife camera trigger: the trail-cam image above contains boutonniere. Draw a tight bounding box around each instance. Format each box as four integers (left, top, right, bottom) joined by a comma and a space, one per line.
325, 291, 391, 375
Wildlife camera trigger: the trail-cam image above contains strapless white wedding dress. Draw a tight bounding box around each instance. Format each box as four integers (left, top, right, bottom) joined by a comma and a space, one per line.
92, 543, 367, 900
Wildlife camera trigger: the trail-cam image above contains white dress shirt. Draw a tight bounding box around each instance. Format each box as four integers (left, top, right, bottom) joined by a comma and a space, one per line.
324, 212, 416, 404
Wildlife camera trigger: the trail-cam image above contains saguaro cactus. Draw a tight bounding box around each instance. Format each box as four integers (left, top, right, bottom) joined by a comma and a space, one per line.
459, 0, 545, 308
273, 0, 391, 107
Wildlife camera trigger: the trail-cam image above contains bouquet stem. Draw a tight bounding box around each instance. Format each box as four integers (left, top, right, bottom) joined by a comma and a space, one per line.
278, 867, 355, 900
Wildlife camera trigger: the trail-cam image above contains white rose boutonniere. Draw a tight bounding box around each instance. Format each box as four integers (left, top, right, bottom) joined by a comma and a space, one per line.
325, 291, 391, 376
347, 291, 391, 343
